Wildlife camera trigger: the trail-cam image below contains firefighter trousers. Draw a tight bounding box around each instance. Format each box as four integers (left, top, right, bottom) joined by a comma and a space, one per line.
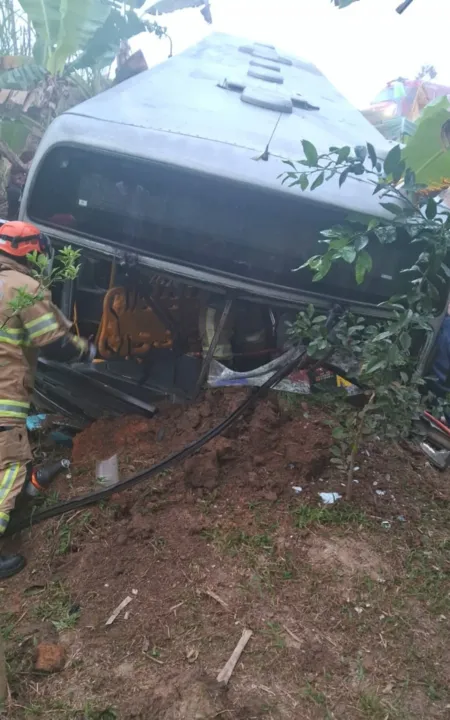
0, 425, 32, 536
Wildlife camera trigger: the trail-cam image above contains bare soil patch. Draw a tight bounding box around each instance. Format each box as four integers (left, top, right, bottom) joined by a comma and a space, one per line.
1, 389, 449, 719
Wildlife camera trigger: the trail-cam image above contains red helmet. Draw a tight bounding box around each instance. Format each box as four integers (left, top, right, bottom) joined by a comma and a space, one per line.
0, 221, 51, 258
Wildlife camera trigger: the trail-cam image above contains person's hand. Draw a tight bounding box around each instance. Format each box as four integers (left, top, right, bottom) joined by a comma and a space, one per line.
71, 336, 96, 362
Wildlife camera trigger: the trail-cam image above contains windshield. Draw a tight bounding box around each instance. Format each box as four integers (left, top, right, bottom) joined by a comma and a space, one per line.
27, 146, 421, 307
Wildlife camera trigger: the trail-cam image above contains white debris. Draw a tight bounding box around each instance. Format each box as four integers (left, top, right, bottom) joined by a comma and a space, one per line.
292, 486, 303, 494
376, 490, 386, 497
105, 596, 133, 626
355, 606, 364, 615
319, 492, 342, 505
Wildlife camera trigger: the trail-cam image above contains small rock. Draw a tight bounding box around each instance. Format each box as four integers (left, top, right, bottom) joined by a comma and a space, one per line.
129, 513, 154, 539
156, 427, 165, 442
35, 643, 66, 673
262, 491, 278, 502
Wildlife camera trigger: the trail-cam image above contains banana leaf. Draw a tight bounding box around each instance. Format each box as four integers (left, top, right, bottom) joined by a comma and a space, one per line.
402, 96, 450, 188
67, 10, 148, 73
0, 62, 47, 90
18, 0, 114, 74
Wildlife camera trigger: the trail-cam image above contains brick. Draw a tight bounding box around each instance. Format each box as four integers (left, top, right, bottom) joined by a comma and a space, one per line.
35, 643, 66, 673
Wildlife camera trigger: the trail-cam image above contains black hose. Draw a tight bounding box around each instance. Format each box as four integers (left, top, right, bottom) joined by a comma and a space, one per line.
5, 346, 308, 536
6, 305, 343, 536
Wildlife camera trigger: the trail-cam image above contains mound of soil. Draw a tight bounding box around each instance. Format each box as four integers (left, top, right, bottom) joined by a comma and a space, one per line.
71, 389, 332, 499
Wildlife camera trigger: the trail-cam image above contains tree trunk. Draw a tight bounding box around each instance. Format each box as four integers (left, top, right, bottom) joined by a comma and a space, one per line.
346, 392, 375, 501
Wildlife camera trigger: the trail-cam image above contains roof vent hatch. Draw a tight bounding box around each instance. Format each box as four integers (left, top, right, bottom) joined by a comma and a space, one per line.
241, 86, 292, 114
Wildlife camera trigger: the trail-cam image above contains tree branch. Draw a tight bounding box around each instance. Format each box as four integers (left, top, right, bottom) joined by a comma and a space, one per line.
346, 392, 375, 501
0, 139, 27, 171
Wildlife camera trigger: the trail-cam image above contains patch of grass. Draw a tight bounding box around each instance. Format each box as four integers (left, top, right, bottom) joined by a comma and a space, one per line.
40, 489, 61, 509
303, 682, 327, 706
262, 621, 286, 650
34, 581, 80, 632
201, 528, 275, 556
426, 682, 443, 702
14, 701, 117, 719
201, 525, 295, 590
54, 511, 93, 556
359, 691, 397, 719
355, 653, 366, 682
404, 542, 450, 615
293, 503, 367, 529
56, 524, 72, 555
80, 705, 117, 720
0, 612, 17, 641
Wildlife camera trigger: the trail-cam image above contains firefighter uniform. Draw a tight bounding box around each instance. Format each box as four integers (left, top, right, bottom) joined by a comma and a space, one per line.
0, 247, 87, 538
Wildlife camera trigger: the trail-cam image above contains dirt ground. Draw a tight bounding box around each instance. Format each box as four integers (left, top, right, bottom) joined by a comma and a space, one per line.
1, 388, 450, 719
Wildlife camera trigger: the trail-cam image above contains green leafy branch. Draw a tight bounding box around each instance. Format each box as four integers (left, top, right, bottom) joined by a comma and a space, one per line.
291, 305, 427, 499
5, 246, 81, 322
284, 139, 450, 499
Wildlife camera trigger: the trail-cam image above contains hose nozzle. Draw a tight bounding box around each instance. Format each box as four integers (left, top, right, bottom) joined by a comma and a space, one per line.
25, 459, 71, 497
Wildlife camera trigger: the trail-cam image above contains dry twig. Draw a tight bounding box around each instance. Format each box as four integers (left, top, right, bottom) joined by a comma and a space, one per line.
217, 628, 253, 685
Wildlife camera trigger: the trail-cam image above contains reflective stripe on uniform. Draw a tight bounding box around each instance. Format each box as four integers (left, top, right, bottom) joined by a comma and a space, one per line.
0, 463, 20, 502
0, 400, 29, 419
0, 511, 9, 534
0, 326, 28, 346
25, 312, 59, 340
69, 335, 87, 352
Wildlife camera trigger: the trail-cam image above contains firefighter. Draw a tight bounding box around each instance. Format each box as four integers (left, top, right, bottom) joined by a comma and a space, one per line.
0, 221, 93, 579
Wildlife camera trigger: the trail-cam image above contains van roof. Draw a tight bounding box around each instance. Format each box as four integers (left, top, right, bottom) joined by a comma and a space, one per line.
30, 32, 395, 218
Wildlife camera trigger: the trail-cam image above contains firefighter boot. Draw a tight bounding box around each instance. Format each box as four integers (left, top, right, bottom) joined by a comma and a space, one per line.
0, 554, 25, 579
